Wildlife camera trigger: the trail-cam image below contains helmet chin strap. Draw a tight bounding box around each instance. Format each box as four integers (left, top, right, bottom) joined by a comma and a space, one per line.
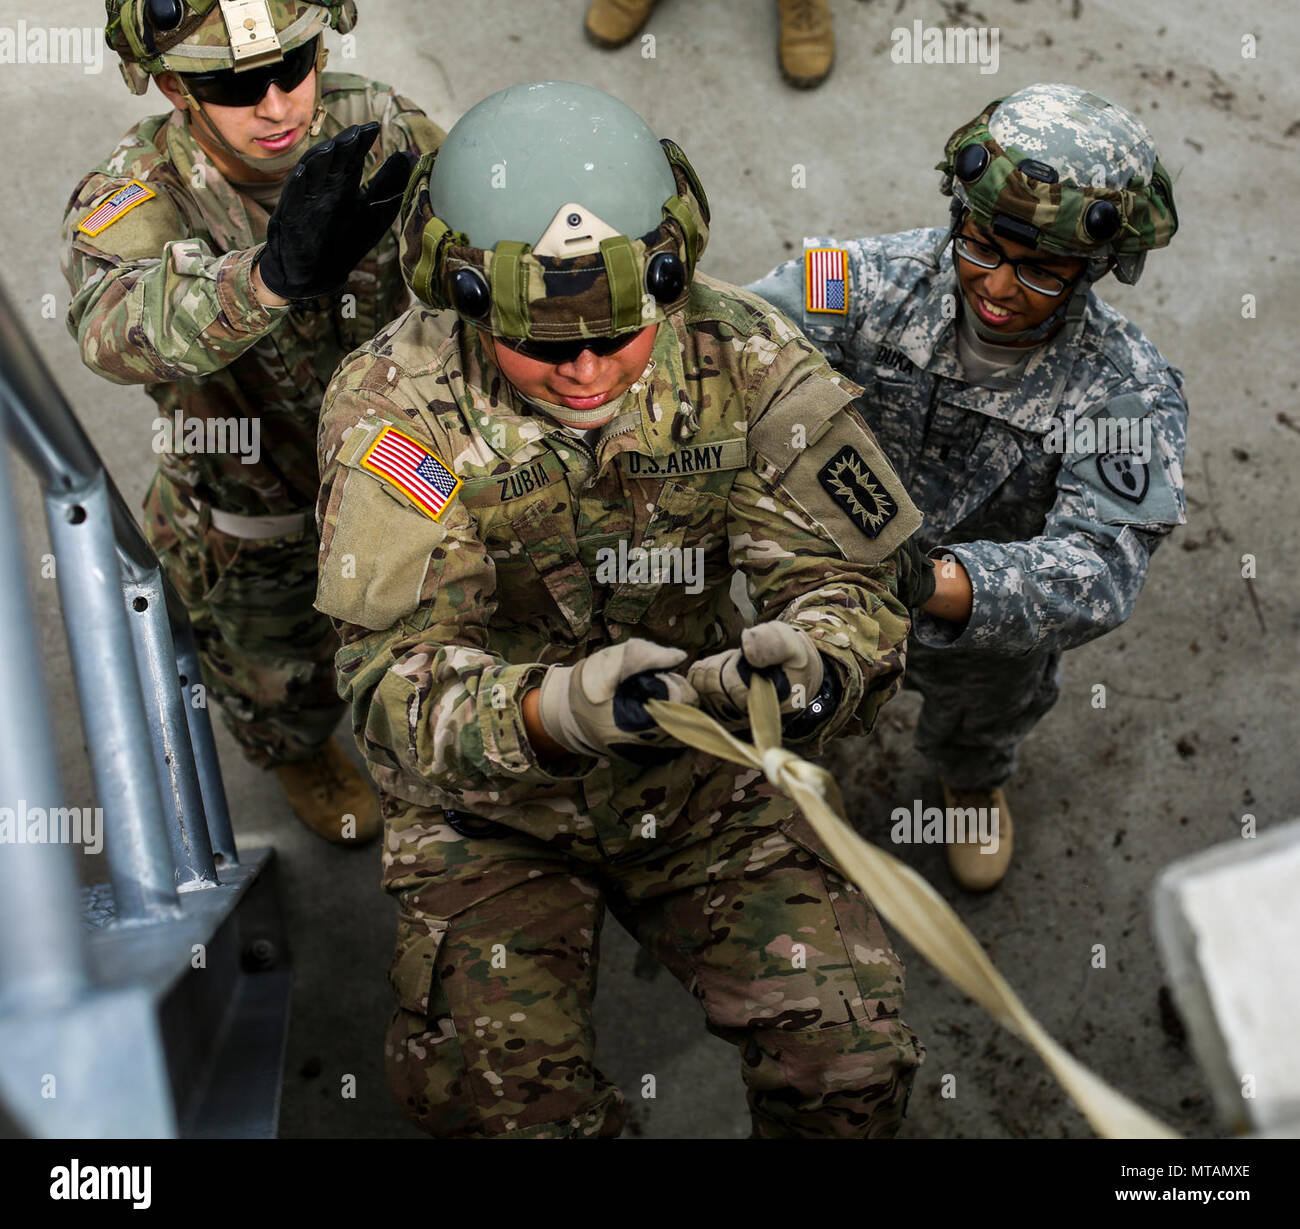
524, 390, 630, 430
177, 42, 329, 179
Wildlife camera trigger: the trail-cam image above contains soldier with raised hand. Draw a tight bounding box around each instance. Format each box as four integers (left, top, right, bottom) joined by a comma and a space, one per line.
314, 81, 929, 1138
62, 1, 444, 845
749, 84, 1187, 891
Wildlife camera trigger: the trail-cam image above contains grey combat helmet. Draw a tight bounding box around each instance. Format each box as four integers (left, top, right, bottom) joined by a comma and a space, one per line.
398, 81, 710, 344
937, 83, 1179, 341
431, 81, 678, 253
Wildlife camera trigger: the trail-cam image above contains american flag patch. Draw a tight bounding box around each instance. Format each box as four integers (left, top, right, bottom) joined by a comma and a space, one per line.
359, 426, 461, 521
77, 181, 157, 237
805, 247, 849, 314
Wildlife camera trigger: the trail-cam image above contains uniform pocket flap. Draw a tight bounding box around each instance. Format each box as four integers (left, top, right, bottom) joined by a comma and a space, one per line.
388, 914, 451, 1018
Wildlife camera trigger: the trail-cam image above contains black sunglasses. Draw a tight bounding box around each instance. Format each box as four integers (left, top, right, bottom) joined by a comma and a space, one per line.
495, 329, 645, 365
181, 36, 318, 108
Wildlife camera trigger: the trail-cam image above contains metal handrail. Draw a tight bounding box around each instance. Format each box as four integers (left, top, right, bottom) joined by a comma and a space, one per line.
0, 282, 236, 914
0, 279, 291, 1139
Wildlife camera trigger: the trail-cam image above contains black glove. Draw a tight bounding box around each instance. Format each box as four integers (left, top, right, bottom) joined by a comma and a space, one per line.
896, 537, 937, 610
258, 122, 416, 301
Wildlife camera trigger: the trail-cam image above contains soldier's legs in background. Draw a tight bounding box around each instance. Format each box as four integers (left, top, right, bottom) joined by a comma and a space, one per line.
610, 780, 924, 1138
141, 471, 345, 768
905, 639, 1063, 790
382, 800, 630, 1139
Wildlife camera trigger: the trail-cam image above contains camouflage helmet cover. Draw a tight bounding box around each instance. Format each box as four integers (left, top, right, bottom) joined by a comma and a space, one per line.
398, 82, 711, 342
937, 83, 1178, 284
105, 0, 357, 94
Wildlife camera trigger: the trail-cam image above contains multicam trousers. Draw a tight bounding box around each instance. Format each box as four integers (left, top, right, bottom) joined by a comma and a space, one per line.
141, 470, 346, 768
382, 771, 925, 1139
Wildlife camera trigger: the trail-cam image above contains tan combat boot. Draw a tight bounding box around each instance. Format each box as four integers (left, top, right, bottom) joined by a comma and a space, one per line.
942, 782, 1013, 892
585, 0, 659, 48
778, 0, 834, 88
273, 738, 382, 847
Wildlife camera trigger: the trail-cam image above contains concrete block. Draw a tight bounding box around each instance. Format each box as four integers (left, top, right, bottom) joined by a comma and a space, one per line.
1154, 819, 1300, 1135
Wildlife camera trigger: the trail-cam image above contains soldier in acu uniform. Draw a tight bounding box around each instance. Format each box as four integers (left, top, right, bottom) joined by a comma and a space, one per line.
62, 1, 445, 843
749, 84, 1187, 890
314, 82, 931, 1138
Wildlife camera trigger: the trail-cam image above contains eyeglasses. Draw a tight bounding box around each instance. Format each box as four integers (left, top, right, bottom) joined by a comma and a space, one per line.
495, 330, 645, 365
180, 36, 318, 108
953, 230, 1077, 298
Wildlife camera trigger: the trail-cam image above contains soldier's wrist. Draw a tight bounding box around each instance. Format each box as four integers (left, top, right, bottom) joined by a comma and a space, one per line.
251, 253, 290, 309
921, 554, 972, 623
522, 686, 571, 759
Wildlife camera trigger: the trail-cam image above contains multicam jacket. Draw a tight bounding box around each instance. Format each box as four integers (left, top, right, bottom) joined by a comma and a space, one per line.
314, 273, 922, 861
61, 73, 444, 515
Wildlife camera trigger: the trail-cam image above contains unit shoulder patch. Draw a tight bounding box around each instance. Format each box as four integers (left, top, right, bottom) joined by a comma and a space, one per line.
357, 425, 461, 521
1096, 452, 1148, 504
770, 398, 922, 565
804, 247, 849, 315
817, 445, 899, 538
77, 181, 157, 237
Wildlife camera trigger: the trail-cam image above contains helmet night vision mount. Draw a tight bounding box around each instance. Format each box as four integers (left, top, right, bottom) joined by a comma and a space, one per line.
398, 82, 712, 345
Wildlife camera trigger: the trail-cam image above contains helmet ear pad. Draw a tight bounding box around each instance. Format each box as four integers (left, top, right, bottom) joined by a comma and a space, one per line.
146, 0, 185, 33
1083, 199, 1121, 242
954, 142, 989, 185
451, 268, 490, 317
645, 252, 685, 304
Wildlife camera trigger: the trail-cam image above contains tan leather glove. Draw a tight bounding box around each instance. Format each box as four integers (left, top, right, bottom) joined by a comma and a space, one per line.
688, 622, 825, 722
537, 639, 699, 764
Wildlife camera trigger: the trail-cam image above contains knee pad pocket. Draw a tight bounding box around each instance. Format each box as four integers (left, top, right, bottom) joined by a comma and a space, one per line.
386, 913, 473, 1135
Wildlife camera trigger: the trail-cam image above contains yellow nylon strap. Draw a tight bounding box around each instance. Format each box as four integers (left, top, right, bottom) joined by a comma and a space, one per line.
646, 677, 1180, 1141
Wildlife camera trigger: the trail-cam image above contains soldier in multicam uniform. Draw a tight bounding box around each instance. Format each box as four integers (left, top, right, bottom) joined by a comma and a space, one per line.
749, 84, 1186, 891
62, 1, 444, 844
314, 81, 931, 1138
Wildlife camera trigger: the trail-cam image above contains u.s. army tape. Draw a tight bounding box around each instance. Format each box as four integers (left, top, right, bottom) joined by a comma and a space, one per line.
645, 677, 1178, 1140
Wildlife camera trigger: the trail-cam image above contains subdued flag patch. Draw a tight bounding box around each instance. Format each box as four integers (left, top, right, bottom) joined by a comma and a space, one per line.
805, 247, 848, 314
77, 181, 157, 237
359, 426, 461, 521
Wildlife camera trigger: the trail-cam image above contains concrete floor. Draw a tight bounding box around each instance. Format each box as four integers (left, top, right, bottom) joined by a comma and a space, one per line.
1, 0, 1296, 1139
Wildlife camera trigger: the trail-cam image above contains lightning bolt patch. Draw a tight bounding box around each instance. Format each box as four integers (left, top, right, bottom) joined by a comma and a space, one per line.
816, 445, 898, 539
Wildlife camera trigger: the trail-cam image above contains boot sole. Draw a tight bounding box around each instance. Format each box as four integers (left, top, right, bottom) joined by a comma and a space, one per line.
780, 59, 834, 89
